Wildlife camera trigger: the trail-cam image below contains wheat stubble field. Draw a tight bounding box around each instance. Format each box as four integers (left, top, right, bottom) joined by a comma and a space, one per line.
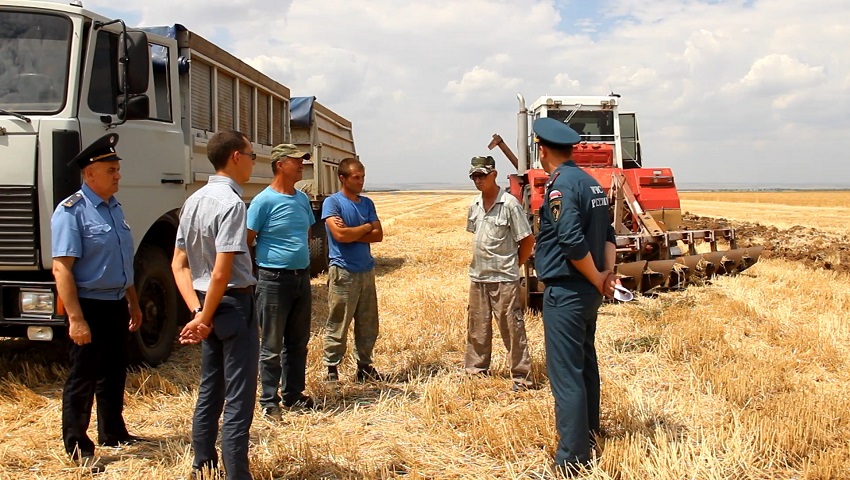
1, 190, 849, 479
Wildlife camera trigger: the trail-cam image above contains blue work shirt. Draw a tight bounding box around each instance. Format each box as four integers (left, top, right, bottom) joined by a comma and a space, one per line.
535, 160, 615, 287
247, 187, 315, 270
321, 191, 379, 273
51, 183, 135, 300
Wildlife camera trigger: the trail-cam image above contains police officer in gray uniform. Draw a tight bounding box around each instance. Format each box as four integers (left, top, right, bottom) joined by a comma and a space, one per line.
51, 133, 144, 472
532, 118, 618, 473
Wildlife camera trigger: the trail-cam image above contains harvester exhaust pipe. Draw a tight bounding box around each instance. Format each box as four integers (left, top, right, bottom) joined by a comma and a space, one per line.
517, 93, 528, 173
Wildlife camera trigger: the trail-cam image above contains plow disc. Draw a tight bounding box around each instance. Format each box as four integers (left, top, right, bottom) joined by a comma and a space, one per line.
615, 246, 763, 294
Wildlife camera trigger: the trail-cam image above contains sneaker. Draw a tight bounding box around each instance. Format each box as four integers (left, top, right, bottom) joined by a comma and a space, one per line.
261, 405, 281, 420
325, 365, 339, 382
76, 455, 104, 474
283, 394, 316, 410
356, 364, 385, 382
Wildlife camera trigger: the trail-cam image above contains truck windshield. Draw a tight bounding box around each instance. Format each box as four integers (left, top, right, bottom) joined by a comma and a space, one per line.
0, 11, 71, 113
548, 109, 615, 140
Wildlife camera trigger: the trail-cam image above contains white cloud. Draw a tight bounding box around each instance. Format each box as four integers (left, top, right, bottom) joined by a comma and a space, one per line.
69, 0, 850, 187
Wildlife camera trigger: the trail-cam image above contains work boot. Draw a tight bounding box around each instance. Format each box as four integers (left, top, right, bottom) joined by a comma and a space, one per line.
261, 405, 281, 420
283, 394, 317, 410
75, 455, 104, 474
325, 365, 339, 383
356, 364, 385, 382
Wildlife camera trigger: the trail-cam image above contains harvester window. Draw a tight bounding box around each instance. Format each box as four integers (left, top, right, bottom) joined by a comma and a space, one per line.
548, 110, 614, 141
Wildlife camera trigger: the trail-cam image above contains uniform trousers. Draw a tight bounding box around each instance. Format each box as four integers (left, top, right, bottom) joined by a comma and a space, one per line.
323, 265, 379, 368
192, 291, 259, 480
542, 282, 603, 468
465, 280, 532, 384
62, 297, 130, 458
256, 267, 311, 408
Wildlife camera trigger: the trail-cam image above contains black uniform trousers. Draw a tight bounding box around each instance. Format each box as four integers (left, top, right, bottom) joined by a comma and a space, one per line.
542, 281, 603, 468
192, 291, 259, 480
62, 297, 130, 458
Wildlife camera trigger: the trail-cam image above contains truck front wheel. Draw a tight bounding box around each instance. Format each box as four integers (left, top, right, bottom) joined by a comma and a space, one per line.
130, 244, 178, 366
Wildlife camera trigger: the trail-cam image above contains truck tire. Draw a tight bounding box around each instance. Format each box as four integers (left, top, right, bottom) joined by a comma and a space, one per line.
309, 226, 329, 277
130, 244, 178, 366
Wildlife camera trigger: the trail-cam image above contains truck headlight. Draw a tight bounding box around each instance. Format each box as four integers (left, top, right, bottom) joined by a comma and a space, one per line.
20, 290, 55, 315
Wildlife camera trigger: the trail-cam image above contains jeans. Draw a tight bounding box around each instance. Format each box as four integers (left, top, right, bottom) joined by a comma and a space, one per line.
192, 291, 258, 480
256, 267, 311, 407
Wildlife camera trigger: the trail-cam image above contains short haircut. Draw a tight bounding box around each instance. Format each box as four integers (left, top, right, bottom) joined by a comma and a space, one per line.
338, 157, 364, 178
539, 140, 573, 158
207, 130, 249, 171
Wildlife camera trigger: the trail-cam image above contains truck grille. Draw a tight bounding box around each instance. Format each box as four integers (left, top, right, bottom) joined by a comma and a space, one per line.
0, 186, 38, 266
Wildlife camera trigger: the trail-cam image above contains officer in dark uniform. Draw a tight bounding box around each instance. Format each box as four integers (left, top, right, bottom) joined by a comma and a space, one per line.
51, 133, 144, 472
532, 118, 619, 473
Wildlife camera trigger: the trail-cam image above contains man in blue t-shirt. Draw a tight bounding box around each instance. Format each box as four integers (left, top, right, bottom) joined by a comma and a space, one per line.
321, 157, 384, 382
247, 144, 317, 419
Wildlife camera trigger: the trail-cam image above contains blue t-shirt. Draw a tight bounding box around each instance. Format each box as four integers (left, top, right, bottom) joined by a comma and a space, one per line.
321, 191, 379, 273
51, 183, 135, 300
247, 187, 315, 270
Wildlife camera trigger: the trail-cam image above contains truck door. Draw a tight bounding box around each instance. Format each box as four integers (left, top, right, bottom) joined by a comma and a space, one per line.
619, 112, 641, 169
77, 28, 186, 252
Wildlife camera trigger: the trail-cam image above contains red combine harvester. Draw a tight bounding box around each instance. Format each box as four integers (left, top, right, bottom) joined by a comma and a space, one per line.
489, 94, 762, 309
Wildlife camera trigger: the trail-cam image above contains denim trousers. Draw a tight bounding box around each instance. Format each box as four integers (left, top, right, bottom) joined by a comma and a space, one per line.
255, 267, 311, 408
192, 291, 258, 480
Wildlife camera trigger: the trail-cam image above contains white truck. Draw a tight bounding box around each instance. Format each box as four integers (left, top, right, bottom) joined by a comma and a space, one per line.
0, 1, 353, 365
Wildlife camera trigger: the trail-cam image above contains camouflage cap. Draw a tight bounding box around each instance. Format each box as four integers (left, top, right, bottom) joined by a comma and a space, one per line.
271, 144, 311, 162
469, 155, 496, 176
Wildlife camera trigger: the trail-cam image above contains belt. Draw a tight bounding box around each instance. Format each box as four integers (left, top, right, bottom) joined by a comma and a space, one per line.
259, 266, 309, 275
224, 286, 255, 296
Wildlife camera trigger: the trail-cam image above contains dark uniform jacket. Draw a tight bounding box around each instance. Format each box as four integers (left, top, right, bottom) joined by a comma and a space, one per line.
535, 160, 615, 286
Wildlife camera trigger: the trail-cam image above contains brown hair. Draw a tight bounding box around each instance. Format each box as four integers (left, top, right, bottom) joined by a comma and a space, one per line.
338, 157, 364, 178
207, 130, 249, 171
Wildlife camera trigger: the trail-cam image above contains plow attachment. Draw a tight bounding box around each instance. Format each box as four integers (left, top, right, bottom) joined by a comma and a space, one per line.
614, 246, 763, 294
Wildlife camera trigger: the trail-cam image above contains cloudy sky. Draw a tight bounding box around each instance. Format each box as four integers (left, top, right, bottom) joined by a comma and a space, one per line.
78, 0, 849, 188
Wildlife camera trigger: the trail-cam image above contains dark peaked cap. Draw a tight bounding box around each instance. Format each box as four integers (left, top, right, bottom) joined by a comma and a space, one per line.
68, 133, 123, 169
533, 118, 581, 148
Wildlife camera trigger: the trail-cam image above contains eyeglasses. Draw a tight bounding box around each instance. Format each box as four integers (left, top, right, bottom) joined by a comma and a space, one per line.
239, 151, 257, 161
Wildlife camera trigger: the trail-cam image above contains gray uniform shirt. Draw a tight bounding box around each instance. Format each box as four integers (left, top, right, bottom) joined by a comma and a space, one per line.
175, 175, 257, 292
467, 189, 532, 282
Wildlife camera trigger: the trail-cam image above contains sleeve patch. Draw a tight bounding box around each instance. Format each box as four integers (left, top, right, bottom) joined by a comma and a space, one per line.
548, 189, 562, 200
550, 198, 562, 222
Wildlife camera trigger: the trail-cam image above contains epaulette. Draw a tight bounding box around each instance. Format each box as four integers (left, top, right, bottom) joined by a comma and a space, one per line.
62, 193, 83, 208
545, 171, 561, 190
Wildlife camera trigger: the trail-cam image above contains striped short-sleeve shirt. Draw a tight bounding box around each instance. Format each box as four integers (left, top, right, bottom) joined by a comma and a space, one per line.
467, 190, 532, 282
175, 175, 257, 292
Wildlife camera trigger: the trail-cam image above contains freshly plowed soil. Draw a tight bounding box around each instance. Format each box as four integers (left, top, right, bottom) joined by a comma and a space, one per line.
682, 213, 850, 274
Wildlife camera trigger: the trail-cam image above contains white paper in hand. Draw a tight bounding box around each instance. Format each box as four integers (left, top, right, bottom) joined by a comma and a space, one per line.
613, 284, 634, 302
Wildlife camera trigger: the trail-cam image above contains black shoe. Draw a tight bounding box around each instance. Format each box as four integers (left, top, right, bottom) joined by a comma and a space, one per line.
283, 394, 316, 410
100, 434, 148, 447
325, 365, 339, 382
261, 405, 281, 420
76, 455, 104, 474
356, 364, 385, 382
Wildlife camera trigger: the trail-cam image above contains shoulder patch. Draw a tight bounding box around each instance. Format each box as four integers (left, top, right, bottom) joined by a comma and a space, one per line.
62, 193, 83, 208
548, 189, 562, 201
550, 199, 562, 222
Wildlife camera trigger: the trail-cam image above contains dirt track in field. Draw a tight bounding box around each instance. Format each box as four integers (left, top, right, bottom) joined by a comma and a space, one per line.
682, 213, 850, 274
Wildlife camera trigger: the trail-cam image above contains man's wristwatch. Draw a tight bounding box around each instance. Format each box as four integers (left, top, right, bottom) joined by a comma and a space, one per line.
191, 307, 202, 319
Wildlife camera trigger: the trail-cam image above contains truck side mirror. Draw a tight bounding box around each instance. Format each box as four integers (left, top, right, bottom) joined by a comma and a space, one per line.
117, 94, 150, 121
118, 31, 149, 95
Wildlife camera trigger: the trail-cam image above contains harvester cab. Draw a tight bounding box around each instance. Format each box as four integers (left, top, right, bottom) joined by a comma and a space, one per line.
489, 93, 762, 309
